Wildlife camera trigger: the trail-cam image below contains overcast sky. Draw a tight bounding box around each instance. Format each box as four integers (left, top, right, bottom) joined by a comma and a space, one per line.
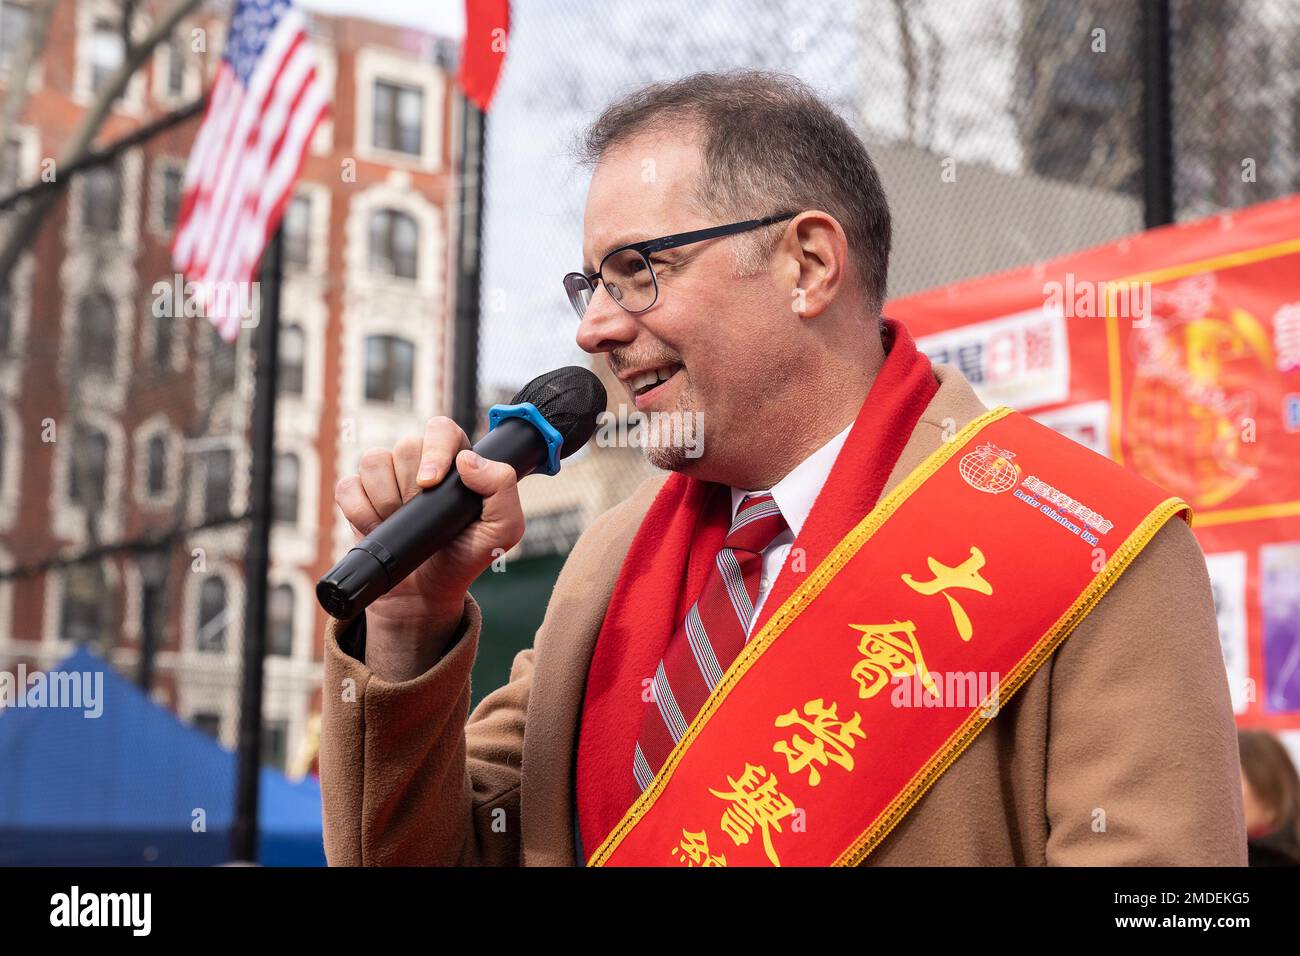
299, 0, 465, 37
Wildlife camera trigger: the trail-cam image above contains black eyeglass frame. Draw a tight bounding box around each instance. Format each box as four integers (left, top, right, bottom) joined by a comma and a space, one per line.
563, 210, 799, 318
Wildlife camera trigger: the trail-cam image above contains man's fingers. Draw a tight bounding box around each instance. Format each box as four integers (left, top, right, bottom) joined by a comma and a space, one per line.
335, 474, 383, 539
457, 451, 524, 548
392, 435, 424, 502
456, 450, 522, 516
455, 450, 516, 494
357, 447, 402, 518
417, 417, 471, 487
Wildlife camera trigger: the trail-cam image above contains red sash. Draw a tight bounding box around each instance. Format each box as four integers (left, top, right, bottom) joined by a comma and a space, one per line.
576, 320, 938, 856
590, 407, 1189, 866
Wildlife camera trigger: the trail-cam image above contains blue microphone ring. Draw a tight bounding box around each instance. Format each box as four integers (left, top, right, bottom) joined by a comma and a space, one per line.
487, 402, 565, 476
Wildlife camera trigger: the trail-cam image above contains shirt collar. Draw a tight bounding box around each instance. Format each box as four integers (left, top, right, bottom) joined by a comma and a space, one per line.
729, 422, 853, 537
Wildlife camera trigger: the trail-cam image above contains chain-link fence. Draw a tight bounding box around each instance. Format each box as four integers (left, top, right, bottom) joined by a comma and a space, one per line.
452, 0, 1300, 715
474, 0, 1300, 468
0, 102, 291, 863
3, 0, 1297, 863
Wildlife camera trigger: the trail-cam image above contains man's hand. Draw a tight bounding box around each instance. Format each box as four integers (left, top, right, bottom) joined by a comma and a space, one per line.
334, 416, 525, 680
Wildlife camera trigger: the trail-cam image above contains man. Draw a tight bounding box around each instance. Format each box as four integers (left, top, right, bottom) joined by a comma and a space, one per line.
320, 71, 1246, 866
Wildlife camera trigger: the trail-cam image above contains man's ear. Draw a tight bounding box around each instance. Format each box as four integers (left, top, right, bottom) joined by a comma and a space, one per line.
782, 211, 847, 320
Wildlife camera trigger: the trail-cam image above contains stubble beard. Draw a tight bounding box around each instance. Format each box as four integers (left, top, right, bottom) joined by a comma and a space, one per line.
640, 377, 702, 473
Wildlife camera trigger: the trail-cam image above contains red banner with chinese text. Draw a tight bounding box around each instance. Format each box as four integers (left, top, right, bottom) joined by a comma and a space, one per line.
891, 194, 1300, 735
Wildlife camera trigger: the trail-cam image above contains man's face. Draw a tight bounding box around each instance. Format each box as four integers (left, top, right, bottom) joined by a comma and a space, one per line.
575, 130, 788, 475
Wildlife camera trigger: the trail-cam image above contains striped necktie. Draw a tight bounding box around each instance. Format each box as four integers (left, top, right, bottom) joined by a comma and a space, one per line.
633, 492, 788, 792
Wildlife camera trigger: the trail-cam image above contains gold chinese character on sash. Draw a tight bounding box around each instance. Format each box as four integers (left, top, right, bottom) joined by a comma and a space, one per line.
849, 620, 939, 700
901, 546, 992, 642
670, 828, 727, 867
772, 697, 866, 786
708, 763, 796, 866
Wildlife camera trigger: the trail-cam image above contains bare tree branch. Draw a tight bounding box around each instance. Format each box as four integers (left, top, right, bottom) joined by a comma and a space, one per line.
0, 0, 205, 289
0, 0, 57, 157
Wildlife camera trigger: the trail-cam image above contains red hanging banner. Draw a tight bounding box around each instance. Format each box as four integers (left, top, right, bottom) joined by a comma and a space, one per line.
891, 193, 1300, 736
457, 0, 510, 112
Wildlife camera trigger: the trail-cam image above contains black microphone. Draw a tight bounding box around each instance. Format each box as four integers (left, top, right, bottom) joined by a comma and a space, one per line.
316, 366, 607, 620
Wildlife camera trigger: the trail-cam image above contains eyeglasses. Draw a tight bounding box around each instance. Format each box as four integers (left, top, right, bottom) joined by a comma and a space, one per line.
562, 211, 798, 319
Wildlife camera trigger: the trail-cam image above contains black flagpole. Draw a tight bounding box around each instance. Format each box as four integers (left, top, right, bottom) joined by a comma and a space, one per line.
233, 224, 283, 862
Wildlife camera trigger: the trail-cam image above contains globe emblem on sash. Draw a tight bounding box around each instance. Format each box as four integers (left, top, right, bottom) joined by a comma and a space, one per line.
959, 443, 1020, 494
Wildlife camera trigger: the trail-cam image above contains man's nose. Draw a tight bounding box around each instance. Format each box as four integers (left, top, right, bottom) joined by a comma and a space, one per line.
575, 283, 637, 354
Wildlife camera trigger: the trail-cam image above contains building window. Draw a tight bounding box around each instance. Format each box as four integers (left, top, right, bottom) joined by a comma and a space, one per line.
61, 563, 107, 643
278, 324, 304, 395
78, 292, 116, 372
0, 276, 11, 354
272, 452, 299, 525
68, 425, 109, 509
165, 32, 186, 97
192, 712, 220, 739
197, 576, 227, 652
140, 571, 164, 656
159, 165, 183, 232
203, 447, 231, 522
145, 433, 167, 497
364, 334, 414, 406
0, 2, 30, 73
152, 308, 172, 369
82, 162, 122, 233
262, 718, 289, 770
372, 80, 423, 156
268, 583, 294, 657
209, 324, 236, 393
0, 136, 20, 193
283, 194, 310, 269
89, 17, 125, 93
367, 208, 417, 279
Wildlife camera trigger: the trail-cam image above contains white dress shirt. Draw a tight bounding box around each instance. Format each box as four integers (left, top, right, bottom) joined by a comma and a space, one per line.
729, 423, 853, 636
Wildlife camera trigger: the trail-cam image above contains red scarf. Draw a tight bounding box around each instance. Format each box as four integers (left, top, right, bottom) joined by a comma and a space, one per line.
575, 318, 939, 858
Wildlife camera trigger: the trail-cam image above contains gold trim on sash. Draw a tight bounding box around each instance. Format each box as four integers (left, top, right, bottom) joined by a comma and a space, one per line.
836, 492, 1189, 865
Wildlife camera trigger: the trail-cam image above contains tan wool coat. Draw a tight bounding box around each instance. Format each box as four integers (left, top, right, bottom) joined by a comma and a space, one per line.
318, 362, 1248, 866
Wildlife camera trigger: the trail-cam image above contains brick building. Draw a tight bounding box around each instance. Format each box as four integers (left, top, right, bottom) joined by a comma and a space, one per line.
0, 0, 461, 773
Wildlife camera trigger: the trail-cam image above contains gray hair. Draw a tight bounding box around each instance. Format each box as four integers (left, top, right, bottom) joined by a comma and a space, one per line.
576, 69, 892, 314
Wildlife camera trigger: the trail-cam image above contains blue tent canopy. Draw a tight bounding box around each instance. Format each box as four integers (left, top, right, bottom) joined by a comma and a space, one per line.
0, 647, 325, 866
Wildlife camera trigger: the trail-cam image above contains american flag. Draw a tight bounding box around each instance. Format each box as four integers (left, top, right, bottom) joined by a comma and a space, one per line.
171, 0, 329, 341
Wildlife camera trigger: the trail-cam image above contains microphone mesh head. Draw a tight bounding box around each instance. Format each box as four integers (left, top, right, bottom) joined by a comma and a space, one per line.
511, 366, 607, 459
